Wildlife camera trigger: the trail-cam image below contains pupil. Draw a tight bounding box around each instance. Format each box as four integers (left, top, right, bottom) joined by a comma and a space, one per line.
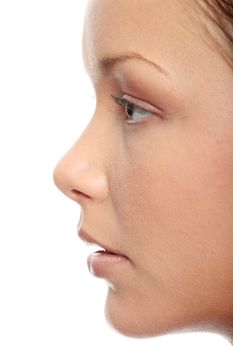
126, 103, 134, 117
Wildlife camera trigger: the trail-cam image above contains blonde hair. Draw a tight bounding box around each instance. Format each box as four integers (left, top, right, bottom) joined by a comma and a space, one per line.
196, 0, 233, 70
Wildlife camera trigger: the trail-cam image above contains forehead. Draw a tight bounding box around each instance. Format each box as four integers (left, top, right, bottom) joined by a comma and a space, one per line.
82, 0, 206, 79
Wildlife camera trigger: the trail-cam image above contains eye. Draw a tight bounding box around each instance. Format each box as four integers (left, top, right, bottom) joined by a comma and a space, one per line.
111, 94, 160, 124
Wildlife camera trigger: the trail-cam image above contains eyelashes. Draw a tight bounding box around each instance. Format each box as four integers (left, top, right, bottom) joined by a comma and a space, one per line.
110, 94, 156, 124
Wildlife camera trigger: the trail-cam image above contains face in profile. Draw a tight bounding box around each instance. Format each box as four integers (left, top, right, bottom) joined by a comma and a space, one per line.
53, 0, 233, 342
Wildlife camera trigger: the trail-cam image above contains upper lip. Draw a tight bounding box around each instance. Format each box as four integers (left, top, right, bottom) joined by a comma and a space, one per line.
77, 227, 127, 257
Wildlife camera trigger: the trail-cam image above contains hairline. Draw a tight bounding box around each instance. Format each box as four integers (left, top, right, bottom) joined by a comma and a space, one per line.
194, 0, 233, 71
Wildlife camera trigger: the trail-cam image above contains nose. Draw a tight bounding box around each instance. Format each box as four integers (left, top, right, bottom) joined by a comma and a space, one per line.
53, 120, 110, 205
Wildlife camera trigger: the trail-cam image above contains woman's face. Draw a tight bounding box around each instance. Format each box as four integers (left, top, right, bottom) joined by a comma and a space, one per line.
53, 0, 233, 339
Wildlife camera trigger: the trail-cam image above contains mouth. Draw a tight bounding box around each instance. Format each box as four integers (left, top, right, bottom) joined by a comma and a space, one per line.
77, 227, 130, 277
77, 227, 127, 257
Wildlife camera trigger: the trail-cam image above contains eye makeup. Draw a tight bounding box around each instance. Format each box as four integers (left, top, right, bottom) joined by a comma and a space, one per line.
113, 63, 184, 116
111, 94, 163, 124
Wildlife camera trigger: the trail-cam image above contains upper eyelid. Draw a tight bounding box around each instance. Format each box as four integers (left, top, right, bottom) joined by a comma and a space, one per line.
111, 95, 129, 106
111, 95, 146, 110
111, 94, 161, 115
111, 95, 124, 105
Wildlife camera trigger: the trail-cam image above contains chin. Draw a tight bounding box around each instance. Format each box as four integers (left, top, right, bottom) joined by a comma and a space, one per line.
104, 288, 173, 339
103, 287, 221, 340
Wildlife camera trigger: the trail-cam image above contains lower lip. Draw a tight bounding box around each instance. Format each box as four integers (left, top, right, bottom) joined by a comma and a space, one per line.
87, 250, 130, 278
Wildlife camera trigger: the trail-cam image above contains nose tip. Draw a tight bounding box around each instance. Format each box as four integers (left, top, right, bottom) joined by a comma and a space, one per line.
52, 161, 67, 196
52, 156, 109, 204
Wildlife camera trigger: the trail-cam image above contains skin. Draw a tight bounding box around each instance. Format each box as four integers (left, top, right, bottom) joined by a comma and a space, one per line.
53, 0, 233, 343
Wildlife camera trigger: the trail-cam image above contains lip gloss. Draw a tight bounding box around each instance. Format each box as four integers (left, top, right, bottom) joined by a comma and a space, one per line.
87, 250, 130, 278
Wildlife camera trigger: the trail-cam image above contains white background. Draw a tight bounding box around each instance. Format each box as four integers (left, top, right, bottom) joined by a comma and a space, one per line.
0, 0, 232, 349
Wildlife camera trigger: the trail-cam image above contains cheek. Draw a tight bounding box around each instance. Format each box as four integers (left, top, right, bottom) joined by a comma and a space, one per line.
114, 127, 233, 302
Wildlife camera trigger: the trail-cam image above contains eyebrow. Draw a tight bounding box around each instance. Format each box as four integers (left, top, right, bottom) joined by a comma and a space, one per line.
89, 51, 170, 78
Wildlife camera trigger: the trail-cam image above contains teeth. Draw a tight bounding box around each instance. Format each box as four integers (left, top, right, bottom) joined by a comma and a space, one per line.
95, 248, 116, 254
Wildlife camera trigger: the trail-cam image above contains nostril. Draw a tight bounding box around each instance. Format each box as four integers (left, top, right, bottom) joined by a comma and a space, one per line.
71, 189, 92, 200
71, 189, 81, 195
